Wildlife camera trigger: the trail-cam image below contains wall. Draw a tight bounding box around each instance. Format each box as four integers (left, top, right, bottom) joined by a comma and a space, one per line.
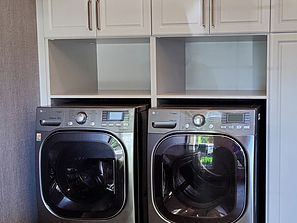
0, 0, 39, 222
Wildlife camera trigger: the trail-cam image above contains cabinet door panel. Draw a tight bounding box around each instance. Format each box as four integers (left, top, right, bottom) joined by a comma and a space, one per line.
152, 0, 209, 35
43, 0, 95, 37
271, 0, 297, 32
269, 34, 297, 223
211, 0, 269, 34
98, 0, 151, 36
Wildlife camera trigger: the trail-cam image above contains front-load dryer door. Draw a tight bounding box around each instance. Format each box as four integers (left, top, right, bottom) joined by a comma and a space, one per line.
152, 134, 247, 223
40, 131, 126, 219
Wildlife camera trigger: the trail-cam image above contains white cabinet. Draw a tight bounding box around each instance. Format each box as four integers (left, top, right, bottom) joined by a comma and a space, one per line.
42, 0, 94, 37
271, 0, 297, 33
152, 0, 270, 35
211, 0, 270, 34
268, 33, 297, 223
42, 0, 151, 38
152, 0, 209, 35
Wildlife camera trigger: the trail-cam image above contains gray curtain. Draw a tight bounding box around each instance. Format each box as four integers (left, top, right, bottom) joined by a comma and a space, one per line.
0, 0, 39, 222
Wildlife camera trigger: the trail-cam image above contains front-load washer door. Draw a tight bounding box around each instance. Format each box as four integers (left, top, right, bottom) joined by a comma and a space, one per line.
152, 134, 247, 223
40, 131, 126, 219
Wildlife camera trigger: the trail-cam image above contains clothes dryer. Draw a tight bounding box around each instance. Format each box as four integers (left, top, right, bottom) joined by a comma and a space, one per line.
35, 105, 147, 223
147, 107, 263, 223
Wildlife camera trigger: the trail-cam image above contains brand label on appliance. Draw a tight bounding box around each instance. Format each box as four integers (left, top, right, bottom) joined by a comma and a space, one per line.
36, 133, 41, 141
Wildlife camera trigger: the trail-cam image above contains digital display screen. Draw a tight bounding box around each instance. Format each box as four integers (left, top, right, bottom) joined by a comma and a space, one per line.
227, 113, 244, 123
108, 112, 124, 121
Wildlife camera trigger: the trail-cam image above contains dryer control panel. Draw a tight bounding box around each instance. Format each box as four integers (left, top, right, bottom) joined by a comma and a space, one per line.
148, 108, 259, 136
36, 107, 135, 133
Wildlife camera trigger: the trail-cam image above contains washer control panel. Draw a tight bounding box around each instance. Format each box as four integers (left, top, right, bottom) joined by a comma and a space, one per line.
148, 108, 258, 135
36, 107, 134, 132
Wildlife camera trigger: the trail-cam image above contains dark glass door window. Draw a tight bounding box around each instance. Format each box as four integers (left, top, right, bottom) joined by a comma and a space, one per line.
153, 134, 246, 223
40, 131, 126, 219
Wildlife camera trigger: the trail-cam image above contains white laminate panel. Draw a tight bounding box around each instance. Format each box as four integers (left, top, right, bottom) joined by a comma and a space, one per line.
185, 39, 267, 91
269, 34, 297, 223
211, 0, 270, 34
105, 0, 143, 26
97, 39, 150, 91
49, 40, 98, 95
152, 0, 209, 35
271, 0, 297, 32
278, 41, 297, 223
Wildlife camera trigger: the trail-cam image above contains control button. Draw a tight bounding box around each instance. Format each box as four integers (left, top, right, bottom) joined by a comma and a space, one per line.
108, 123, 114, 127
185, 123, 190, 129
228, 126, 235, 129
67, 121, 73, 126
123, 123, 129, 127
243, 125, 250, 129
236, 125, 242, 129
221, 126, 227, 129
209, 124, 214, 129
193, 114, 205, 127
75, 112, 87, 124
116, 123, 121, 127
90, 122, 95, 126
101, 123, 107, 127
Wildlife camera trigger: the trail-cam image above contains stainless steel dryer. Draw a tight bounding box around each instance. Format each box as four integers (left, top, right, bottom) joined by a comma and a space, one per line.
147, 107, 263, 223
35, 105, 148, 223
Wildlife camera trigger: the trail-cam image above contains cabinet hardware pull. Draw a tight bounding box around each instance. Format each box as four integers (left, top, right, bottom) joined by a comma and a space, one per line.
88, 0, 93, 31
202, 0, 205, 28
211, 0, 215, 28
96, 0, 101, 30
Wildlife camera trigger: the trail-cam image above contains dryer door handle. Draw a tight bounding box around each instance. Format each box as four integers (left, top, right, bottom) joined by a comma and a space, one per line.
40, 119, 61, 126
152, 121, 177, 129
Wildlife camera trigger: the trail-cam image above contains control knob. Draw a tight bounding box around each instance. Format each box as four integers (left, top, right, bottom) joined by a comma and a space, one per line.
75, 112, 87, 124
193, 114, 205, 127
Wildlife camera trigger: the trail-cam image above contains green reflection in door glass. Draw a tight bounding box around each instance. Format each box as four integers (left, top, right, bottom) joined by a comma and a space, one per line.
201, 156, 213, 165
193, 135, 215, 166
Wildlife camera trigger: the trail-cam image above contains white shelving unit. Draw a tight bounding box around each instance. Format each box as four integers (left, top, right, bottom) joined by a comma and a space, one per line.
47, 38, 151, 101
45, 35, 267, 106
153, 36, 267, 104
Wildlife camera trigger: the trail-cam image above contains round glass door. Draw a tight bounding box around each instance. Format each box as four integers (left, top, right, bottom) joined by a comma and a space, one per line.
152, 134, 247, 223
40, 131, 126, 219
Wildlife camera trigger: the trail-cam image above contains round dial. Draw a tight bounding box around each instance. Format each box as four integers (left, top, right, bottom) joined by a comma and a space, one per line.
75, 112, 87, 124
193, 114, 205, 127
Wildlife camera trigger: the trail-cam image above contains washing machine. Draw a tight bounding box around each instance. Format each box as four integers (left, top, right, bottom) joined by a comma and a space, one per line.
35, 105, 148, 223
147, 106, 263, 223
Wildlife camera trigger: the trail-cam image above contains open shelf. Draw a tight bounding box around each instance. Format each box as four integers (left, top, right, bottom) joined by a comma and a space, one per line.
156, 90, 267, 99
155, 35, 267, 99
50, 90, 152, 99
48, 38, 151, 98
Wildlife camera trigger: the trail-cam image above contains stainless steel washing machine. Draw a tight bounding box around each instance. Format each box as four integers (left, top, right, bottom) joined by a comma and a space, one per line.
35, 105, 148, 223
147, 106, 263, 223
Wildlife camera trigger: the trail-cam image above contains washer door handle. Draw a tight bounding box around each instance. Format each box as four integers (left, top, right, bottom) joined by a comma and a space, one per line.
152, 121, 177, 129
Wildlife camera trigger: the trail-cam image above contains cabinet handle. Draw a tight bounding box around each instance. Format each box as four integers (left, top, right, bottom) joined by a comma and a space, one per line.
211, 0, 215, 28
202, 0, 205, 28
88, 0, 93, 31
96, 0, 101, 30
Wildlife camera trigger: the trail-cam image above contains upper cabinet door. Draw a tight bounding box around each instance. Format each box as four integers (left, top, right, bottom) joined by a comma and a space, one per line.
43, 0, 151, 38
98, 0, 151, 36
43, 0, 96, 38
271, 0, 297, 32
210, 0, 270, 34
152, 0, 210, 35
